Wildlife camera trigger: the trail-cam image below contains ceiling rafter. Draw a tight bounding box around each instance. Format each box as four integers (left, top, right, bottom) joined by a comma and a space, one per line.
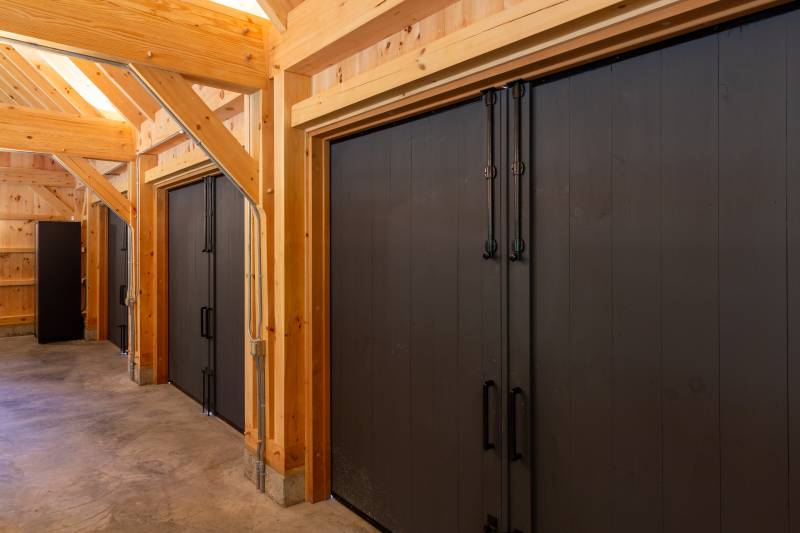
0, 49, 55, 109
100, 64, 161, 121
0, 45, 78, 113
15, 47, 102, 117
70, 57, 145, 126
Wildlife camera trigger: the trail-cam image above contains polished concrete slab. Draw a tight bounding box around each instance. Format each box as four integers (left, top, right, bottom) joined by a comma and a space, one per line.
0, 336, 373, 532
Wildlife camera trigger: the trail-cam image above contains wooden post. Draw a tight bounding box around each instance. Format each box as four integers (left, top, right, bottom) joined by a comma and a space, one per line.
134, 155, 157, 384
86, 200, 108, 340
266, 69, 310, 505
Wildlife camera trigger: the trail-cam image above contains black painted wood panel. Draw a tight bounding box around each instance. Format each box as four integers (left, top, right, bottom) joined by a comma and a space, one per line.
107, 209, 128, 351
789, 9, 800, 533
331, 99, 500, 532
529, 6, 798, 533
660, 34, 721, 533
213, 175, 245, 431
35, 221, 82, 343
168, 181, 210, 404
718, 15, 788, 533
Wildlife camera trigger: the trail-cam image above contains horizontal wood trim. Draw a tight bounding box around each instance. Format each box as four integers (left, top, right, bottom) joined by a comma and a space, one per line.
0, 104, 135, 161
0, 0, 268, 91
0, 166, 75, 187
296, 0, 785, 130
0, 313, 33, 326
0, 279, 33, 287
273, 0, 457, 75
0, 211, 72, 221
0, 247, 35, 253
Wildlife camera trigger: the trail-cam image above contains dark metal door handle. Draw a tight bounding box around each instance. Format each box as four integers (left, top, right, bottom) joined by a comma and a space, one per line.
200, 306, 207, 338
482, 89, 498, 260
483, 380, 496, 450
205, 307, 213, 340
509, 386, 523, 461
119, 285, 126, 306
509, 81, 526, 262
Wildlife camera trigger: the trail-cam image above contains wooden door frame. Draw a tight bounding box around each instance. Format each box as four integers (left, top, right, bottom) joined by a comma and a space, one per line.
301, 0, 785, 502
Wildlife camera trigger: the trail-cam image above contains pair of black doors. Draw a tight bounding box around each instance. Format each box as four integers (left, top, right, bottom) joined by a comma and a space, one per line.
330, 89, 532, 532
107, 210, 128, 352
333, 5, 800, 533
168, 175, 245, 431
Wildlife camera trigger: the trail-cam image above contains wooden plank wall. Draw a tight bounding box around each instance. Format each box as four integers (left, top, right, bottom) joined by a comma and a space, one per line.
312, 0, 524, 94
0, 153, 77, 337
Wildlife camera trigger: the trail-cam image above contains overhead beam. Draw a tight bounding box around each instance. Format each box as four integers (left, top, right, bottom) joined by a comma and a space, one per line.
0, 104, 135, 160
272, 0, 457, 75
53, 155, 132, 225
0, 166, 75, 187
0, 0, 268, 91
256, 0, 293, 33
131, 64, 259, 202
30, 184, 74, 217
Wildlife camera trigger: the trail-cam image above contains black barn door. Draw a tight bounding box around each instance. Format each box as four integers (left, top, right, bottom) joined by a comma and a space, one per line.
168, 176, 244, 430
330, 99, 508, 531
107, 209, 128, 352
168, 181, 210, 404
212, 175, 245, 431
529, 6, 800, 533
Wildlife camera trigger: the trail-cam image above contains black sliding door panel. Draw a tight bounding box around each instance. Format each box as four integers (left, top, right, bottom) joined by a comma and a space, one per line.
331, 99, 502, 532
528, 6, 799, 533
107, 209, 128, 351
718, 15, 788, 533
531, 75, 571, 533
789, 8, 800, 531
660, 34, 721, 533
213, 175, 245, 431
505, 82, 532, 533
168, 181, 210, 404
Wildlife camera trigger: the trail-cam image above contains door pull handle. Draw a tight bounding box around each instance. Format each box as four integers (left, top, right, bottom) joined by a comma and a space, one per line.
508, 386, 523, 461
483, 380, 496, 450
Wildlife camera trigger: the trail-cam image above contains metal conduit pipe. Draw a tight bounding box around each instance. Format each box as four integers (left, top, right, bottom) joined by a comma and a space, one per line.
127, 223, 136, 361
129, 69, 267, 493
245, 201, 266, 492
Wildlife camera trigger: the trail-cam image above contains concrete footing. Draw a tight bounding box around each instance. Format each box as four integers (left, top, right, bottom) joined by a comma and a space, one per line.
244, 448, 305, 507
128, 354, 154, 385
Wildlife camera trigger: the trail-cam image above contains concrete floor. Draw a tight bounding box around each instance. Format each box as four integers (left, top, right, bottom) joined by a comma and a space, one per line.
0, 336, 373, 532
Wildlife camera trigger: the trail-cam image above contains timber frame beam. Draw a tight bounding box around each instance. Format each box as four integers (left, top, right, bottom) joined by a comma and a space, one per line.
53, 154, 132, 225
0, 0, 269, 91
0, 104, 135, 160
271, 0, 457, 75
131, 64, 260, 203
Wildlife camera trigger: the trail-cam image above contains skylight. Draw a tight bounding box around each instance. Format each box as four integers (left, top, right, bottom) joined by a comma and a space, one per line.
37, 50, 122, 120
208, 0, 269, 18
